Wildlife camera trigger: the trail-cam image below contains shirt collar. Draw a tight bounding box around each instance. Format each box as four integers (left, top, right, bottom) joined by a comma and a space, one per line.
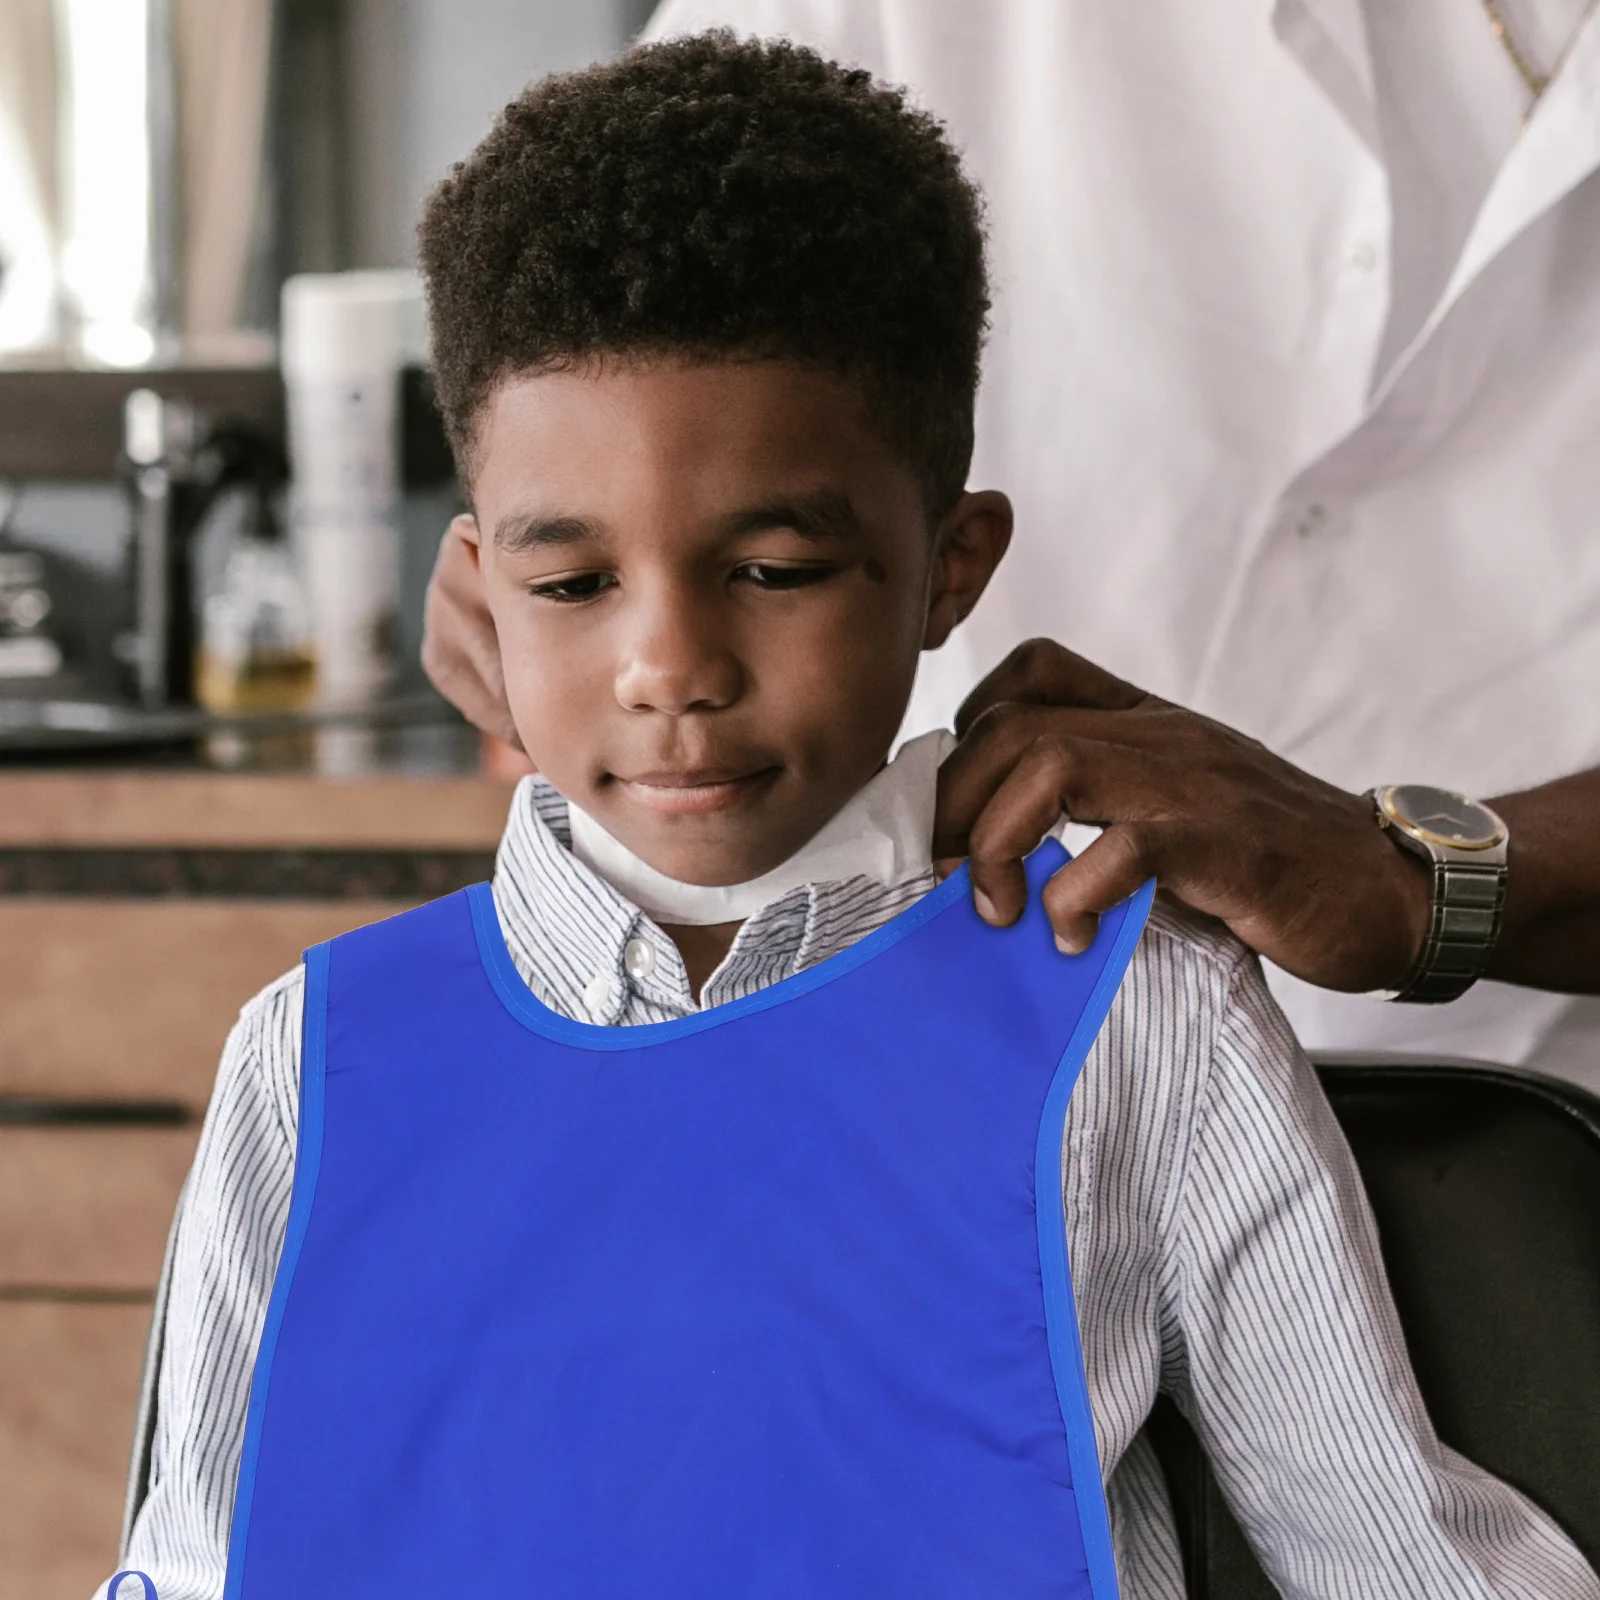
491, 779, 649, 1023
490, 739, 947, 1021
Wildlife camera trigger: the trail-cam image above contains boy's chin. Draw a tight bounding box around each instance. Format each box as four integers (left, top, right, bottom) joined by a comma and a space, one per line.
596, 792, 835, 892
615, 824, 803, 892
585, 771, 832, 890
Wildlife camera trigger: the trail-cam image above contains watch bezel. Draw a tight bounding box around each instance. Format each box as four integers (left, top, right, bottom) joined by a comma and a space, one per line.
1375, 784, 1508, 854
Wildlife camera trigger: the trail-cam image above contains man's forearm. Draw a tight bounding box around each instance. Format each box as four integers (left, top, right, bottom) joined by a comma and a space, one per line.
1488, 768, 1600, 995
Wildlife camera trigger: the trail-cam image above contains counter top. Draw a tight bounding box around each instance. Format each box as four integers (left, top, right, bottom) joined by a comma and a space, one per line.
0, 769, 514, 849
0, 767, 518, 1101
0, 764, 514, 899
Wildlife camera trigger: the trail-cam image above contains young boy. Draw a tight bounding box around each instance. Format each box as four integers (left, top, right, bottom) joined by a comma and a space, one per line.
103, 33, 1596, 1600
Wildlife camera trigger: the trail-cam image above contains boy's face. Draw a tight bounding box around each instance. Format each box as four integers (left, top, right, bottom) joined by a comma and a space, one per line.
462, 358, 1010, 886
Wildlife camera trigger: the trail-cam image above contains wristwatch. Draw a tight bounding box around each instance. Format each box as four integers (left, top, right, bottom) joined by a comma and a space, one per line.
1368, 784, 1509, 1004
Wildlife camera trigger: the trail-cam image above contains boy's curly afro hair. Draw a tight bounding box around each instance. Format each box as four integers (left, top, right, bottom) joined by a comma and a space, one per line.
418, 30, 989, 517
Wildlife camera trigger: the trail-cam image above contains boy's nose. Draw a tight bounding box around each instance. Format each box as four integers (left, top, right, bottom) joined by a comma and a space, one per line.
613, 592, 744, 715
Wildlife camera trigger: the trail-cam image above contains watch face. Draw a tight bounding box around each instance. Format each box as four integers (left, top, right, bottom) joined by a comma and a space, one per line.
1380, 785, 1507, 850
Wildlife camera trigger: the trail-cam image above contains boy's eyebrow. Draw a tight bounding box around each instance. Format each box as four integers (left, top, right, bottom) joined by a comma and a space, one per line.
493, 491, 862, 552
719, 490, 863, 542
493, 512, 602, 552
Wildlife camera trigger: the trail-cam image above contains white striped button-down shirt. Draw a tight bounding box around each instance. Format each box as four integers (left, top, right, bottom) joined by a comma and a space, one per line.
103, 779, 1597, 1600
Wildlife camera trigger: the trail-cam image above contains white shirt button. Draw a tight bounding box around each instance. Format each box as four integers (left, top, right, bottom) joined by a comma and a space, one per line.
1293, 502, 1328, 538
624, 937, 656, 980
1344, 239, 1378, 274
582, 973, 614, 1016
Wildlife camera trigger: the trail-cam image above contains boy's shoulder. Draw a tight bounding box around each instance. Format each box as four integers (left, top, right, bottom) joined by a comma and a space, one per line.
213, 963, 308, 1138
1082, 897, 1290, 1125
1131, 896, 1258, 993
236, 961, 307, 1039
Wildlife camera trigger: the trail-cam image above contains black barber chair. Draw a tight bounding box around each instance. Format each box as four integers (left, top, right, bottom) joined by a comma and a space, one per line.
1148, 1055, 1600, 1598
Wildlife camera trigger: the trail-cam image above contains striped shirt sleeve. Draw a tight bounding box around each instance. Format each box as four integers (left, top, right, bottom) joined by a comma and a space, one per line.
1164, 948, 1597, 1599
101, 971, 306, 1600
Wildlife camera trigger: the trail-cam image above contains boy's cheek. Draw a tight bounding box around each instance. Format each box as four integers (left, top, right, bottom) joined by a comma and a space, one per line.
491, 625, 597, 767
482, 576, 563, 676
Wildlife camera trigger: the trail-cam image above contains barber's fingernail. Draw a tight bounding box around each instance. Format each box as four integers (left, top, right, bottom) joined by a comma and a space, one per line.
974, 889, 999, 924
1055, 932, 1087, 955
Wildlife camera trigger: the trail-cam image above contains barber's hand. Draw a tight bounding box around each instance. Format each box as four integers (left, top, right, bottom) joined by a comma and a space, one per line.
934, 640, 1432, 992
422, 516, 521, 748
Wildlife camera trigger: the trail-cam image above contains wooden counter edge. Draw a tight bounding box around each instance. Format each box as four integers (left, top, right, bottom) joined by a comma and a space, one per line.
0, 773, 517, 849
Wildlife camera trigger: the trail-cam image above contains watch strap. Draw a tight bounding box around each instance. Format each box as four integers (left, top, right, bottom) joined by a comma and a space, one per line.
1392, 858, 1508, 1004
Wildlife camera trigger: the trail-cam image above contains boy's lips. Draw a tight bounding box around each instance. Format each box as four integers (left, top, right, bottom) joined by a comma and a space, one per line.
613, 766, 781, 815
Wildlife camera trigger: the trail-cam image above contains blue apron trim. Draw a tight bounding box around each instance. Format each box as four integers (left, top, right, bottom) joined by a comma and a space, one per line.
1033, 876, 1155, 1600
223, 940, 332, 1600
107, 1573, 158, 1600
469, 857, 989, 1049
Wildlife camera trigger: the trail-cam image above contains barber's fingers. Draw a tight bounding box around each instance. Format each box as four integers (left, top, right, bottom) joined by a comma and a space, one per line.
421, 518, 522, 748
963, 733, 1161, 925
938, 700, 1170, 846
953, 638, 1146, 737
1038, 826, 1166, 952
936, 699, 1169, 858
937, 703, 1079, 857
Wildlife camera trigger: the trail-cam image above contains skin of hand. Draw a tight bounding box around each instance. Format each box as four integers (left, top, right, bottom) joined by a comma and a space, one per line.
940, 638, 1600, 996
422, 512, 523, 749
935, 639, 1436, 992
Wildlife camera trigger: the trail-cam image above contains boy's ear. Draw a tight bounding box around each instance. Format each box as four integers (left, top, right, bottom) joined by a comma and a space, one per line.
922, 490, 1013, 650
453, 512, 484, 571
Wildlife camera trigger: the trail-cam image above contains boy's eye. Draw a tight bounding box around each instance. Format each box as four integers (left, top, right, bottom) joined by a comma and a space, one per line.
528, 571, 617, 603
733, 562, 835, 590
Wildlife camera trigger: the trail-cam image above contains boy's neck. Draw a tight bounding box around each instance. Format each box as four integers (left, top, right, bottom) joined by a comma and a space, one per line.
658, 918, 745, 999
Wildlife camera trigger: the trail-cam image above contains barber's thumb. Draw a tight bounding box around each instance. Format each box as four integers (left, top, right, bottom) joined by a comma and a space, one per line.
969, 853, 1029, 928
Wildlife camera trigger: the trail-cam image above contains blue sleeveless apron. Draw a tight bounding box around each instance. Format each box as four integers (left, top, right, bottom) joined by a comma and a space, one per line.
224, 843, 1152, 1599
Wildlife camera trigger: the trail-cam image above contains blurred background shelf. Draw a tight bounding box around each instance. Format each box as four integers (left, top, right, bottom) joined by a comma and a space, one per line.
0, 686, 472, 758
0, 367, 284, 482
0, 363, 454, 485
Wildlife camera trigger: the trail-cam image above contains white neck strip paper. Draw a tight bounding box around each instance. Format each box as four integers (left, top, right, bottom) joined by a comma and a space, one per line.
567, 729, 957, 926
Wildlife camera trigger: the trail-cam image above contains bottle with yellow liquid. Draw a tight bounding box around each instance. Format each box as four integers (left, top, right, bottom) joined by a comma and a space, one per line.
196, 487, 317, 717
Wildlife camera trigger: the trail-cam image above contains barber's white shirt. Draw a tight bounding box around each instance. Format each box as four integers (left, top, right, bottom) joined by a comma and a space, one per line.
647, 0, 1600, 1084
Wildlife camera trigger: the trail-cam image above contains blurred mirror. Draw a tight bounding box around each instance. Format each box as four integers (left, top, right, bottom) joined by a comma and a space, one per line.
0, 0, 665, 371
0, 0, 284, 367
0, 0, 659, 745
